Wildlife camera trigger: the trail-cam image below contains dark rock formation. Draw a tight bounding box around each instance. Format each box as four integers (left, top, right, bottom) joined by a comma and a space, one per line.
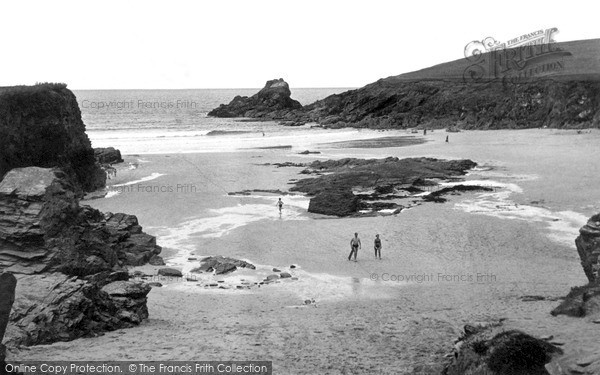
443, 323, 562, 375
308, 190, 359, 216
422, 184, 494, 203
0, 83, 106, 193
94, 147, 124, 165
0, 167, 162, 275
575, 213, 600, 283
208, 79, 302, 119
191, 256, 256, 275
207, 40, 600, 130
0, 273, 16, 364
290, 157, 477, 216
6, 272, 151, 346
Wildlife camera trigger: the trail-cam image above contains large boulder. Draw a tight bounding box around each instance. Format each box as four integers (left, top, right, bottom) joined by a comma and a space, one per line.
0, 83, 105, 193
94, 147, 123, 165
208, 78, 302, 119
6, 273, 151, 346
0, 167, 161, 275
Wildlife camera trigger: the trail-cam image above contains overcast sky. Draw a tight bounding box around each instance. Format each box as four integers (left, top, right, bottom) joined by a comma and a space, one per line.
1, 0, 597, 89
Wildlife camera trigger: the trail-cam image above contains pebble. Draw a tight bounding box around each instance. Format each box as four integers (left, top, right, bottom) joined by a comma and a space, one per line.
280, 272, 292, 278
273, 268, 281, 272
147, 282, 162, 287
290, 265, 296, 269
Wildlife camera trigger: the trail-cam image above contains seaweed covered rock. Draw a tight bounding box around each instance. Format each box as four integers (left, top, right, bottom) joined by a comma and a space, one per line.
0, 83, 105, 193
208, 78, 302, 119
443, 323, 563, 375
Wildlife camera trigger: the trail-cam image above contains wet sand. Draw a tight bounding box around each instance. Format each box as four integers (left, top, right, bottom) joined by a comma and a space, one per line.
10, 128, 600, 374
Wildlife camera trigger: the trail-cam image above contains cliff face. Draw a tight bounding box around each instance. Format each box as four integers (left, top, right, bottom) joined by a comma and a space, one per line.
0, 167, 161, 346
298, 79, 600, 129
208, 78, 302, 119
0, 83, 105, 193
0, 167, 162, 275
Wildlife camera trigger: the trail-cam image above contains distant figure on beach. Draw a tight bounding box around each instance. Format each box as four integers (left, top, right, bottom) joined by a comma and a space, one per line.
277, 198, 283, 213
374, 234, 382, 259
348, 232, 361, 262
423, 129, 427, 135
445, 135, 449, 143
262, 132, 265, 136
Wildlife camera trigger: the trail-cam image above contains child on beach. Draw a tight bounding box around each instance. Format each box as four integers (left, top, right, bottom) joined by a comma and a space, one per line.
277, 198, 283, 213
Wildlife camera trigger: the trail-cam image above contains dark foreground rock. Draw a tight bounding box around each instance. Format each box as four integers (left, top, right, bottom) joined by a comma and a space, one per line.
6, 273, 150, 346
94, 147, 124, 165
0, 167, 162, 275
443, 323, 563, 375
191, 256, 256, 275
551, 282, 600, 318
290, 157, 477, 216
0, 273, 16, 364
0, 83, 105, 193
208, 78, 302, 119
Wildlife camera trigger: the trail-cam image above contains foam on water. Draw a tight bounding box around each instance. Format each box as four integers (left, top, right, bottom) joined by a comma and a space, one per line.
446, 178, 587, 247
112, 172, 165, 187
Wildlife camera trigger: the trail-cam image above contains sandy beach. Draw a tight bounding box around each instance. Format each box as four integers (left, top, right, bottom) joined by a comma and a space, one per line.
9, 128, 600, 374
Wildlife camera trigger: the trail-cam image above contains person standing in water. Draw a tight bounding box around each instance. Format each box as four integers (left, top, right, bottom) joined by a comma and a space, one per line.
276, 198, 284, 213
348, 232, 361, 262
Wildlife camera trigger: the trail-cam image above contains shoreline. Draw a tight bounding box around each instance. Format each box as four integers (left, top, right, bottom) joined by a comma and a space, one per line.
9, 128, 599, 373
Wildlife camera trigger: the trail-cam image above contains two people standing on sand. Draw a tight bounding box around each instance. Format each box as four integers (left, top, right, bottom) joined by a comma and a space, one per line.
348, 233, 382, 262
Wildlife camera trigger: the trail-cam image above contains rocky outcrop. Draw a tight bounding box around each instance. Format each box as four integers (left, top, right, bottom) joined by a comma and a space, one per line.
290, 157, 478, 216
551, 213, 600, 318
0, 83, 106, 193
191, 256, 256, 275
443, 323, 563, 375
6, 272, 150, 346
208, 79, 302, 119
0, 167, 162, 275
0, 273, 16, 364
207, 40, 600, 129
574, 213, 600, 283
94, 147, 124, 165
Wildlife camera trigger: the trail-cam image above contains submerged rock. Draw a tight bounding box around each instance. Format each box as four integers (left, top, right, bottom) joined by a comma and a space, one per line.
208, 78, 302, 119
